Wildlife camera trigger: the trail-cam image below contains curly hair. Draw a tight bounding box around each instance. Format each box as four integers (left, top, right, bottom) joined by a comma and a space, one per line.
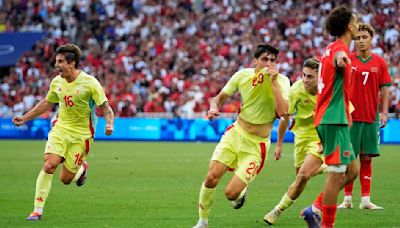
254, 43, 279, 58
55, 44, 82, 68
325, 5, 354, 37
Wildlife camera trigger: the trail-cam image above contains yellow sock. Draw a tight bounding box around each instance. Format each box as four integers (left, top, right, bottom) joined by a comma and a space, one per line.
198, 182, 216, 219
277, 193, 295, 211
34, 170, 54, 209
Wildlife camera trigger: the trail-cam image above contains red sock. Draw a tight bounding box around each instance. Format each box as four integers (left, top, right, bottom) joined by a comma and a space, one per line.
360, 159, 372, 197
344, 180, 354, 196
322, 204, 337, 228
313, 192, 323, 211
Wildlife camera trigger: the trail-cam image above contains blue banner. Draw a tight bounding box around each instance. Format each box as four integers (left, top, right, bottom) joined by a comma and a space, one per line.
0, 32, 45, 67
1, 117, 399, 143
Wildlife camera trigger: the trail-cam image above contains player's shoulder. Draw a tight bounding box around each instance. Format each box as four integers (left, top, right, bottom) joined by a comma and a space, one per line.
371, 53, 386, 63
236, 68, 254, 76
80, 71, 101, 84
290, 80, 303, 93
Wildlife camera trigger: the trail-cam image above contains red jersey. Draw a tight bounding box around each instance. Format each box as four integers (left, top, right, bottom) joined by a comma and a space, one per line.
350, 53, 391, 123
315, 40, 352, 126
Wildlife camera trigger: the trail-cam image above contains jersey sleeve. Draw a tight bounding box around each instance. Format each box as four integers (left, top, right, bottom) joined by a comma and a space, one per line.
277, 74, 290, 101
91, 77, 108, 106
46, 78, 59, 103
379, 58, 391, 87
221, 71, 240, 96
288, 86, 298, 115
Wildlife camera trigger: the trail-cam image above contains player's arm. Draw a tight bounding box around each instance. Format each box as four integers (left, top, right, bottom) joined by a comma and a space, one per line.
334, 51, 351, 68
99, 101, 114, 135
379, 86, 389, 128
267, 67, 288, 117
13, 99, 54, 126
207, 91, 230, 120
274, 115, 289, 160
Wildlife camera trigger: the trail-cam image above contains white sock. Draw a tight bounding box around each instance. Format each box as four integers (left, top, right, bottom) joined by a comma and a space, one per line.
344, 195, 352, 202
197, 218, 208, 225
311, 205, 322, 216
361, 196, 370, 203
34, 206, 43, 214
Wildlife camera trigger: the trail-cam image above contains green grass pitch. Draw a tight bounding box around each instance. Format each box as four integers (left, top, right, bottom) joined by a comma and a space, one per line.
0, 140, 399, 227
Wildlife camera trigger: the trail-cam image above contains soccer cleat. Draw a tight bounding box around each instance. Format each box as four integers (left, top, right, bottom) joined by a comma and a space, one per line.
337, 200, 353, 209
264, 206, 282, 225
76, 161, 88, 187
301, 206, 321, 228
232, 187, 248, 209
193, 221, 208, 228
359, 201, 383, 210
26, 212, 41, 221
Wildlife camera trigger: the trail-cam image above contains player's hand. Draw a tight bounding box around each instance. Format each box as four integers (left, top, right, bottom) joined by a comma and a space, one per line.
336, 52, 351, 68
207, 108, 221, 120
12, 116, 26, 126
379, 113, 388, 128
274, 145, 282, 160
105, 124, 113, 136
265, 66, 279, 82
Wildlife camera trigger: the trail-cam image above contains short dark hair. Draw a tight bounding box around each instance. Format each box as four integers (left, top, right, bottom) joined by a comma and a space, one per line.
254, 43, 279, 58
325, 5, 355, 37
359, 23, 374, 37
55, 44, 82, 68
303, 58, 320, 70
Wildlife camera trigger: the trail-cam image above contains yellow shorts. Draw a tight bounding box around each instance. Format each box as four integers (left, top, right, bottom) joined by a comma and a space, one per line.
45, 129, 93, 173
294, 139, 324, 168
211, 122, 270, 185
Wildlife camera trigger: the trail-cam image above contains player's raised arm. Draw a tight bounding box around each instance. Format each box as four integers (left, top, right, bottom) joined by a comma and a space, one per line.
12, 99, 54, 126
99, 101, 114, 135
268, 68, 288, 117
207, 91, 229, 120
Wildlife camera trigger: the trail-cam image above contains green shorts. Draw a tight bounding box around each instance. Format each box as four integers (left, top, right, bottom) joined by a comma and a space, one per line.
350, 122, 380, 157
294, 138, 324, 168
317, 124, 355, 166
211, 122, 270, 185
45, 128, 93, 173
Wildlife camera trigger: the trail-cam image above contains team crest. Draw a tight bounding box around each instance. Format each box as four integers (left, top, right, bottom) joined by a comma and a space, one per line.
371, 67, 378, 73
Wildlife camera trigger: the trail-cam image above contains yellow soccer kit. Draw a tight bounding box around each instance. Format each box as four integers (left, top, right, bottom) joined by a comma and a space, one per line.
288, 80, 323, 167
213, 68, 290, 184
45, 71, 107, 172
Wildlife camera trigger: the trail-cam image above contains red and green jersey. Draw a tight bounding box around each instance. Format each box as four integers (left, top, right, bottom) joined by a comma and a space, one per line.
315, 40, 352, 126
350, 53, 391, 123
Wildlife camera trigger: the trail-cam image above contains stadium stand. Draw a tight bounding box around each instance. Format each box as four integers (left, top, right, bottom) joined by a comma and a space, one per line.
0, 0, 399, 118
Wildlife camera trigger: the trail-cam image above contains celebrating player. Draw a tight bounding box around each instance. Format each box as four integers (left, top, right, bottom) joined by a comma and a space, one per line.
337, 23, 391, 210
300, 6, 359, 228
193, 43, 290, 228
12, 44, 114, 221
264, 58, 325, 225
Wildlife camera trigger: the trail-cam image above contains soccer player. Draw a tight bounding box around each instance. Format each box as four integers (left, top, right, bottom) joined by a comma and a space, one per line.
300, 6, 359, 228
264, 58, 325, 225
193, 43, 290, 228
337, 23, 391, 210
12, 44, 115, 221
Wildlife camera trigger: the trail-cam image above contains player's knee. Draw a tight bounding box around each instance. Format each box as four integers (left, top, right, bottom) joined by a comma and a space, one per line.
43, 162, 57, 174
224, 188, 240, 201
60, 176, 73, 185
297, 173, 311, 184
204, 172, 220, 188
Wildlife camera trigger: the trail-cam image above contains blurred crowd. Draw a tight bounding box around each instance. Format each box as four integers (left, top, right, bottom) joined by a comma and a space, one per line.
0, 0, 399, 118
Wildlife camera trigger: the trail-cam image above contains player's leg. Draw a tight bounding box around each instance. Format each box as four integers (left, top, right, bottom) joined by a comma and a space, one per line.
359, 122, 383, 209
228, 136, 268, 209
60, 137, 90, 185
265, 142, 323, 225
338, 122, 362, 209
28, 131, 66, 221
194, 128, 237, 228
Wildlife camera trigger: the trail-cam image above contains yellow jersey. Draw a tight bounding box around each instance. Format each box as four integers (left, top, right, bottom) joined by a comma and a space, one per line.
46, 71, 107, 139
222, 68, 290, 124
288, 80, 319, 141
